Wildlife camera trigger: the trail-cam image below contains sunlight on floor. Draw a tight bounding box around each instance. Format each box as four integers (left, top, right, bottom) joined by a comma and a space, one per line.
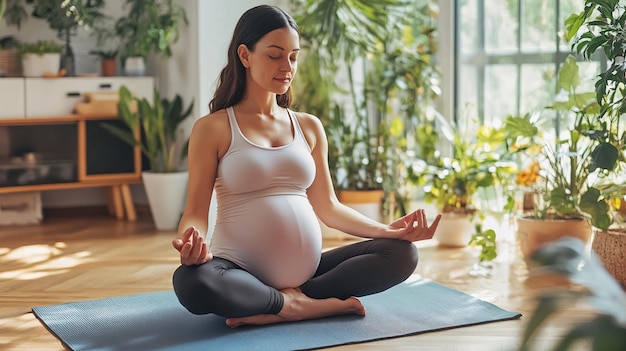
0, 243, 92, 280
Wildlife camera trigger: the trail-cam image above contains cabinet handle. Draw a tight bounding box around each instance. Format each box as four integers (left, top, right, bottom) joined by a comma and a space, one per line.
99, 83, 112, 89
66, 92, 81, 97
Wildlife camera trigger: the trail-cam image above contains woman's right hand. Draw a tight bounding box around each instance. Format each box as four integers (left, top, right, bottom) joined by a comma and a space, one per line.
172, 226, 213, 265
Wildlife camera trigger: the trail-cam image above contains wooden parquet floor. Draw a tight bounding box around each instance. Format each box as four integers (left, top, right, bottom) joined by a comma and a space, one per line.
0, 211, 596, 350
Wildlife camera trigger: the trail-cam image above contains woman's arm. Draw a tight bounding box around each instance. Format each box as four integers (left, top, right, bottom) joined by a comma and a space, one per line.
173, 111, 230, 265
296, 112, 441, 241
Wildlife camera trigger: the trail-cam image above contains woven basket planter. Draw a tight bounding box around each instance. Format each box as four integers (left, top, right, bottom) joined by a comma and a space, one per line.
0, 49, 23, 77
592, 229, 626, 289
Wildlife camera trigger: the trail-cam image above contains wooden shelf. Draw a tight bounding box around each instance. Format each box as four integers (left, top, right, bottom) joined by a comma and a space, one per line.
0, 114, 119, 125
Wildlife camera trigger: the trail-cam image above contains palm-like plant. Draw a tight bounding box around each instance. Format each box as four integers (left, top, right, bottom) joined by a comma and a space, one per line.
101, 86, 194, 173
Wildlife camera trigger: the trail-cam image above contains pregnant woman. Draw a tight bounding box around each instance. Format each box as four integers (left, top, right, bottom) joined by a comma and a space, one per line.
172, 4, 441, 328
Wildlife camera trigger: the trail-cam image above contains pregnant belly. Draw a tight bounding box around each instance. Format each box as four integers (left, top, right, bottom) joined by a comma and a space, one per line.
211, 195, 322, 289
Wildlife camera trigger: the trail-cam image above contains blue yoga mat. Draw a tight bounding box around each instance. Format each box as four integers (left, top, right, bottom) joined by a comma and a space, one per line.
32, 276, 521, 351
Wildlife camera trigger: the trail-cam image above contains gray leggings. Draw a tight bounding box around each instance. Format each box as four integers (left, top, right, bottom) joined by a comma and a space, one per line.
172, 238, 418, 318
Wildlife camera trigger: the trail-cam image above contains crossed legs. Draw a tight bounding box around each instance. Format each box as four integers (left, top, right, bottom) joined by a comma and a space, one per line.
172, 238, 418, 327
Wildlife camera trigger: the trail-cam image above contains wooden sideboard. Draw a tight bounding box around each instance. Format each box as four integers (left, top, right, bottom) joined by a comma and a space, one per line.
0, 77, 154, 221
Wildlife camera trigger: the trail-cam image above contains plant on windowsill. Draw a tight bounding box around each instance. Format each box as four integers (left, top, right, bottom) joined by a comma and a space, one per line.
101, 85, 194, 231
564, 0, 626, 287
502, 55, 618, 261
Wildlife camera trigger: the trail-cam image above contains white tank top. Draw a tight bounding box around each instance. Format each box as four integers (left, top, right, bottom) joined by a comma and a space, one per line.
210, 106, 322, 289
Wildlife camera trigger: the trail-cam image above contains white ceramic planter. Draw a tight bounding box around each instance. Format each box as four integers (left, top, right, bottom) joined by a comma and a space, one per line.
22, 53, 60, 77
142, 171, 188, 231
433, 212, 475, 247
124, 56, 146, 76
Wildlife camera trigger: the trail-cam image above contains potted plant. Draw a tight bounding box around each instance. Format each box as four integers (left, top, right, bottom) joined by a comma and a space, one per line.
101, 85, 194, 231
519, 237, 626, 350
25, 0, 105, 76
503, 55, 617, 262
89, 50, 118, 77
564, 0, 626, 288
18, 40, 63, 77
1, 0, 27, 77
408, 113, 516, 247
112, 0, 188, 76
290, 0, 441, 230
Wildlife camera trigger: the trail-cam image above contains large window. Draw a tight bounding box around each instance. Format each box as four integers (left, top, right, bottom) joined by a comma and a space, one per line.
455, 0, 605, 133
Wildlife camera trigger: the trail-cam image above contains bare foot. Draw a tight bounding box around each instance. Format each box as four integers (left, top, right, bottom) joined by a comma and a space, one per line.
225, 288, 365, 328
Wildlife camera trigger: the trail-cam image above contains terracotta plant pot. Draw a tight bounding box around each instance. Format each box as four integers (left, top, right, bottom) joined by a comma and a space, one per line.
516, 215, 592, 262
100, 58, 117, 77
592, 229, 626, 289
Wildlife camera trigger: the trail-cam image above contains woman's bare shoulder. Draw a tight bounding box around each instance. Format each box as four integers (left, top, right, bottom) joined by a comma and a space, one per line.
193, 109, 229, 131
292, 110, 324, 131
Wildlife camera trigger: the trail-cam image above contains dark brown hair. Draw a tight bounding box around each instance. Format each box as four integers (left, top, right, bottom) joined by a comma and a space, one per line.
209, 5, 299, 113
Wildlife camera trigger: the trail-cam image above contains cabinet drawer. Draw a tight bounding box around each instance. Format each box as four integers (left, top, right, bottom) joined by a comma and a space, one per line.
24, 77, 154, 117
0, 78, 25, 119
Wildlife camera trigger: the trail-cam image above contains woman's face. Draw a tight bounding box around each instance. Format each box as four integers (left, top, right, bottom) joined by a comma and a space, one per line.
239, 27, 300, 95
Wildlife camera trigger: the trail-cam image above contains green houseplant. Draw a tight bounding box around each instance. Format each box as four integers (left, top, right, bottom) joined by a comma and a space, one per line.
103, 85, 193, 174
25, 0, 105, 76
503, 55, 618, 261
563, 0, 626, 287
18, 39, 63, 77
290, 0, 441, 221
101, 85, 194, 231
407, 112, 516, 246
111, 0, 188, 76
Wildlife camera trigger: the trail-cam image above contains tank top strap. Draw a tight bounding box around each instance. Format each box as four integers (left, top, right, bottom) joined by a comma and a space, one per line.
287, 109, 312, 152
225, 106, 246, 149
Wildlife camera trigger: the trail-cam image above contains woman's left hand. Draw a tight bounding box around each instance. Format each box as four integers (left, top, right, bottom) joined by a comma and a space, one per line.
388, 209, 441, 242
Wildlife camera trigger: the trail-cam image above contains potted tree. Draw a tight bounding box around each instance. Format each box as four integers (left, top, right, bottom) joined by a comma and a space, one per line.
101, 85, 194, 231
290, 0, 441, 234
112, 0, 188, 76
564, 0, 626, 287
25, 0, 105, 76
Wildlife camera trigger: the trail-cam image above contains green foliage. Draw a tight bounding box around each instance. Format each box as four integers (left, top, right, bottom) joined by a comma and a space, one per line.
25, 0, 105, 40
519, 237, 626, 351
113, 0, 188, 58
89, 49, 118, 59
503, 56, 616, 229
290, 0, 441, 216
101, 86, 194, 173
468, 224, 497, 262
1, 0, 28, 29
17, 40, 62, 56
409, 112, 516, 214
